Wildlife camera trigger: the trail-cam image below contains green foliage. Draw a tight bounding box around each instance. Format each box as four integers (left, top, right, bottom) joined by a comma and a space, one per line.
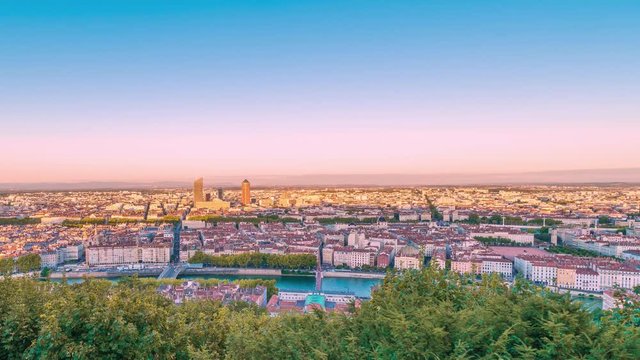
474, 236, 528, 247
426, 197, 443, 221
188, 215, 300, 225
547, 245, 612, 258
16, 253, 41, 273
0, 217, 40, 225
0, 258, 14, 275
467, 213, 481, 224
189, 251, 317, 270
317, 217, 377, 225
535, 233, 552, 242
527, 218, 563, 226
62, 216, 179, 228
331, 264, 385, 273
1, 270, 639, 359
534, 226, 552, 242
598, 216, 613, 225
464, 216, 563, 226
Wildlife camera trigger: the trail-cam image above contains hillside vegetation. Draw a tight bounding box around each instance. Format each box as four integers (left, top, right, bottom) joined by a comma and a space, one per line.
0, 269, 638, 359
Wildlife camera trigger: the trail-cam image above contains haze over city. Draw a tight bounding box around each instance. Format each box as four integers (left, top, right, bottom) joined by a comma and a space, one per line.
2, 0, 639, 184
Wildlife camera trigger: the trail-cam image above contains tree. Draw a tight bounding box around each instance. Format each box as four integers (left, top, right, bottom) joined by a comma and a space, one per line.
1, 268, 640, 359
0, 258, 15, 275
0, 217, 40, 225
16, 254, 41, 273
598, 216, 613, 226
467, 213, 480, 224
188, 251, 317, 270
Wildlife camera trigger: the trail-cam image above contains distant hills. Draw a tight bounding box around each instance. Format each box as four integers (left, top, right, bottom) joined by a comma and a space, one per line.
1, 168, 639, 191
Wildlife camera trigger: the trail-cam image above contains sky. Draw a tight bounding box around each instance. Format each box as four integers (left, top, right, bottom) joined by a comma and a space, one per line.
1, 0, 639, 184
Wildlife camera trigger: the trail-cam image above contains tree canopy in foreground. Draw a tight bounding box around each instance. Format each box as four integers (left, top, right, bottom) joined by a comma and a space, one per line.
0, 268, 638, 359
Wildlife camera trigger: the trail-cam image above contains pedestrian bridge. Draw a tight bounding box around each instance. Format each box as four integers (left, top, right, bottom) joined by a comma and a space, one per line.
158, 263, 187, 280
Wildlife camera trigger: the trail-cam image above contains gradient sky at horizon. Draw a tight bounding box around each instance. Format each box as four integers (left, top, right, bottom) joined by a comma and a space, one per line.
1, 0, 639, 183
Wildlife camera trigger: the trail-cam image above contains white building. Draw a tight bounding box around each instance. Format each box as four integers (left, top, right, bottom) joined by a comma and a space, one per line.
575, 268, 600, 292
514, 256, 557, 285
40, 251, 62, 268
395, 255, 423, 270
333, 247, 374, 268
597, 264, 640, 291
481, 259, 513, 281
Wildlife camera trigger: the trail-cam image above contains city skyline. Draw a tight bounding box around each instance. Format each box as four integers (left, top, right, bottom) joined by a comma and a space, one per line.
2, 1, 639, 183
1, 167, 640, 191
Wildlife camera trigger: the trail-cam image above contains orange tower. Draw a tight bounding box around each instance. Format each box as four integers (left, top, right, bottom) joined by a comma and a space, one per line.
241, 179, 251, 206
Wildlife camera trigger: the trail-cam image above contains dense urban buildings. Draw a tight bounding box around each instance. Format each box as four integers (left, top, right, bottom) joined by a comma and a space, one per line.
1, 184, 640, 295
158, 281, 268, 307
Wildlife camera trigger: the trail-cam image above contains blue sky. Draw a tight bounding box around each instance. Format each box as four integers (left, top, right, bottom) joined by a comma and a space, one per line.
1, 1, 639, 182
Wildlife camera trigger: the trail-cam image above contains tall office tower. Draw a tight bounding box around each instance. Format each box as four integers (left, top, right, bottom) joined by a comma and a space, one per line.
193, 177, 204, 204
217, 188, 224, 200
241, 179, 251, 206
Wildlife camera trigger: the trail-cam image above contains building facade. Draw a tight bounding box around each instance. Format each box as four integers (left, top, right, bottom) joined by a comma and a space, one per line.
241, 179, 251, 206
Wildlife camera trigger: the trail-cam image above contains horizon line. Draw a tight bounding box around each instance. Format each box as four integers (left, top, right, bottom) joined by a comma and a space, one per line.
1, 167, 639, 191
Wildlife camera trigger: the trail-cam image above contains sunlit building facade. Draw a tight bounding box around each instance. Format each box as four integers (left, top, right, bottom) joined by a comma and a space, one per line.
241, 179, 251, 206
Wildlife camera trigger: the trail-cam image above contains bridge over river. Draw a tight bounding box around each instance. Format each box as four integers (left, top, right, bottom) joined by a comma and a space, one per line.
158, 263, 187, 279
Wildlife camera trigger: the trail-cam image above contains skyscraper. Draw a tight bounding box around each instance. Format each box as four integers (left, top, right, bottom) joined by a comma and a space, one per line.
241, 179, 251, 206
193, 177, 204, 204
217, 188, 224, 200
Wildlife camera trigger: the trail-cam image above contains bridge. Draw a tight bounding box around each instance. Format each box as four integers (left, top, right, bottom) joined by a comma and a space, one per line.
158, 263, 187, 279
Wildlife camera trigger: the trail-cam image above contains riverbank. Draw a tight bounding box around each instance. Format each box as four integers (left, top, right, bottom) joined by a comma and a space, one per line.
49, 271, 113, 279
49, 268, 388, 280
323, 271, 386, 279
183, 268, 282, 276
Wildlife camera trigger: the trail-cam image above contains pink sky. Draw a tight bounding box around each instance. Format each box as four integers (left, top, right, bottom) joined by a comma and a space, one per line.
3, 123, 639, 183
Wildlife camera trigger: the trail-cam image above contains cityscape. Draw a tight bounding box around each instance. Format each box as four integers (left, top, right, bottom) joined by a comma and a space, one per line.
2, 180, 640, 314
2, 0, 640, 359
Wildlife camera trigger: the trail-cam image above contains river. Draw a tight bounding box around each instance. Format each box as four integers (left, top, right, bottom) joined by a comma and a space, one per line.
179, 274, 382, 298
51, 275, 605, 309
57, 274, 383, 298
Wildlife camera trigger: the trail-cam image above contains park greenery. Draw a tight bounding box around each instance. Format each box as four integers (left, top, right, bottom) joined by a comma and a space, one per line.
188, 215, 300, 225
466, 214, 563, 226
426, 197, 444, 221
316, 217, 379, 225
0, 268, 639, 359
473, 236, 529, 247
0, 253, 41, 275
598, 215, 614, 226
334, 263, 386, 273
188, 251, 317, 270
61, 216, 180, 227
0, 217, 41, 226
546, 245, 612, 258
533, 226, 552, 242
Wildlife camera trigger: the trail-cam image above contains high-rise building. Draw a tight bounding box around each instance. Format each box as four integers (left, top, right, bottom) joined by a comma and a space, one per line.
192, 177, 231, 210
193, 177, 204, 204
217, 188, 224, 200
241, 179, 251, 206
